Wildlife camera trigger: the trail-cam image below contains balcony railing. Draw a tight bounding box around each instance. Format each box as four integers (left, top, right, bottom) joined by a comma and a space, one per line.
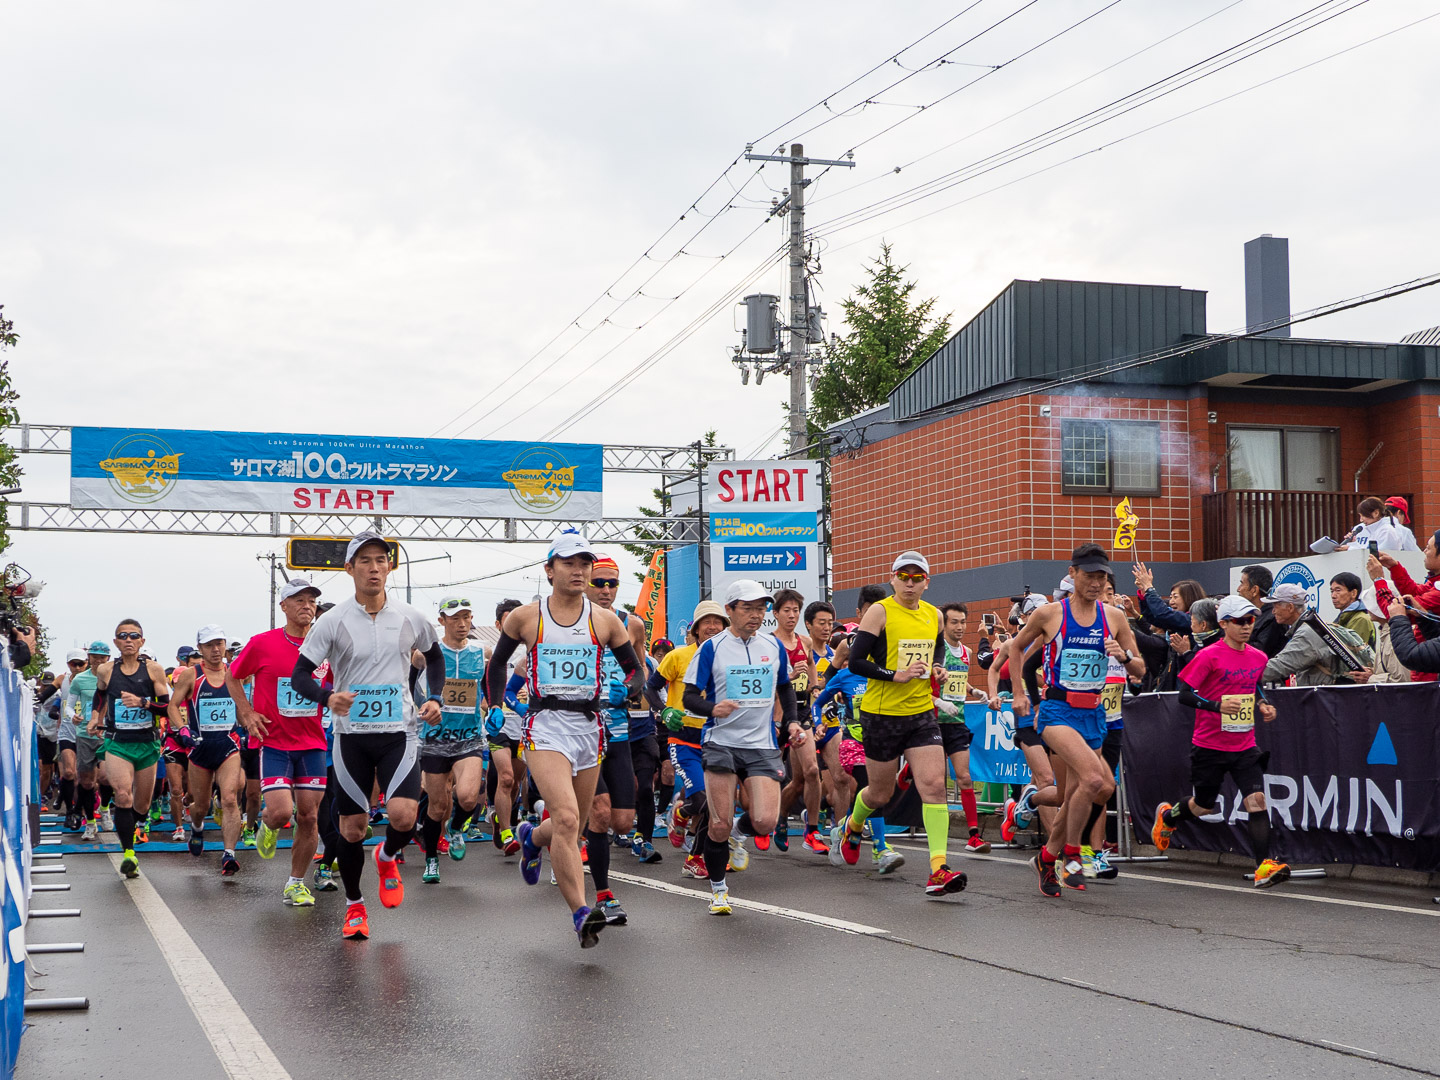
1201, 490, 1410, 561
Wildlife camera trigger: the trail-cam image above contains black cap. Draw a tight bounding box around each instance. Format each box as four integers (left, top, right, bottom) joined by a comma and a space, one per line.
1070, 542, 1110, 573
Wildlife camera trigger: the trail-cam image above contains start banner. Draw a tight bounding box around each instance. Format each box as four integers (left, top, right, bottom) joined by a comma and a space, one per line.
1122, 686, 1440, 871
70, 427, 603, 519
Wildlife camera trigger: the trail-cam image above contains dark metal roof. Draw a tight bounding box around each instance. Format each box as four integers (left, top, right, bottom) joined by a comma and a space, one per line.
889, 277, 1440, 420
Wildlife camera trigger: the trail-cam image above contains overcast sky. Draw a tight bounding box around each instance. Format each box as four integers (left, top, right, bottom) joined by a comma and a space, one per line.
4, 0, 1438, 664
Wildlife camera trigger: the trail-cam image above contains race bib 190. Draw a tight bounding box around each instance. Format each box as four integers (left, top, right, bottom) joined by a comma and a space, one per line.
534, 643, 596, 696
725, 664, 774, 707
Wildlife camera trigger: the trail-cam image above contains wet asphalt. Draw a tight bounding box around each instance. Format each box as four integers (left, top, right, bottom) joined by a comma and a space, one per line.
19, 828, 1440, 1080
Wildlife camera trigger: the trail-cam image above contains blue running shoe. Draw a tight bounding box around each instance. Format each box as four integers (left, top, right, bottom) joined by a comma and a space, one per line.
518, 821, 543, 886
574, 904, 606, 949
1013, 783, 1038, 830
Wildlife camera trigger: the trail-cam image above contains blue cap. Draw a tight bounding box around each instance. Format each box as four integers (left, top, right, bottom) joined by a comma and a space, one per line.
86, 640, 111, 657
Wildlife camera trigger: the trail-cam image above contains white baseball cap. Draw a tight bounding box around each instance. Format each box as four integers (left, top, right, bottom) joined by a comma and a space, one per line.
724, 579, 773, 606
280, 577, 321, 602
65, 649, 86, 663
1216, 595, 1259, 622
892, 550, 930, 574
196, 624, 227, 646
547, 529, 598, 562
438, 595, 474, 615
1264, 582, 1310, 607
345, 531, 392, 563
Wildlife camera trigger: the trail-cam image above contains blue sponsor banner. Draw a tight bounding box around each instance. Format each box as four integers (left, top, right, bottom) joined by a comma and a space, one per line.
666, 545, 701, 645
963, 702, 1031, 785
0, 667, 28, 1074
709, 512, 817, 544
69, 427, 603, 518
722, 546, 807, 572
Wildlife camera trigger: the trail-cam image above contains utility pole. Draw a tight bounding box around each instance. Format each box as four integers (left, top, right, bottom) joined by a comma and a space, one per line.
258, 552, 285, 629
742, 143, 855, 454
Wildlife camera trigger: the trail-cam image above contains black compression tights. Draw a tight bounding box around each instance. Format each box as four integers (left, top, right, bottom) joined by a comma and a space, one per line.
585, 828, 611, 892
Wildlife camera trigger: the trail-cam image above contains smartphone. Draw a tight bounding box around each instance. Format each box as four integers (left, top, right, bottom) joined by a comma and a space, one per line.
982, 613, 997, 630
1368, 540, 1379, 558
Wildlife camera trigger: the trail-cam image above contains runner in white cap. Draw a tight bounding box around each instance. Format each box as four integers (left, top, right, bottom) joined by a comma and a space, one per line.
484, 530, 645, 948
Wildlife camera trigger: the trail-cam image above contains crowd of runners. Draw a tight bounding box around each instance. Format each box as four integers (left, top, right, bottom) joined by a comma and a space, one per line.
29, 525, 1440, 948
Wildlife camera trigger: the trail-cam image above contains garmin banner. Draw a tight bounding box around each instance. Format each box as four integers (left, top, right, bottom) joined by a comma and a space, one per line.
70, 427, 603, 518
1122, 686, 1440, 871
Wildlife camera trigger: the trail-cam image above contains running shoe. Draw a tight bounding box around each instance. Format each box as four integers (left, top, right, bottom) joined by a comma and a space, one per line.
1151, 803, 1175, 852
666, 803, 688, 848
727, 835, 749, 873
550, 869, 558, 886
256, 822, 279, 860
503, 833, 521, 857
1000, 798, 1018, 842
517, 821, 543, 885
1013, 783, 1038, 830
595, 890, 628, 926
100, 809, 114, 833
924, 864, 968, 896
1058, 855, 1086, 891
829, 820, 860, 867
171, 826, 186, 843
1031, 854, 1061, 898
313, 861, 338, 892
283, 880, 316, 907
873, 848, 905, 875
82, 821, 98, 842
708, 883, 732, 916
965, 834, 992, 855
895, 762, 912, 792
612, 830, 632, 849
466, 817, 485, 842
681, 853, 707, 879
1093, 849, 1118, 880
64, 812, 81, 833
802, 831, 829, 856
147, 804, 163, 825
213, 804, 223, 828
437, 835, 450, 857
342, 902, 369, 940
1080, 845, 1098, 878
753, 834, 771, 852
134, 823, 149, 846
375, 848, 405, 907
575, 904, 606, 949
1253, 859, 1291, 889
422, 857, 441, 884
220, 852, 240, 877
632, 839, 662, 864
241, 826, 257, 849
681, 834, 694, 853
187, 828, 205, 857
446, 828, 466, 861
773, 828, 789, 853
119, 849, 139, 879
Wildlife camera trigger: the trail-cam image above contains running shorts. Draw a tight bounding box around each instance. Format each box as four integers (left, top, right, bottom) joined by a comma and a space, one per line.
260, 746, 328, 793
1101, 728, 1123, 773
668, 740, 705, 798
420, 747, 484, 774
595, 739, 636, 810
76, 737, 102, 773
523, 709, 602, 774
37, 737, 56, 765
838, 737, 866, 774
162, 745, 190, 768
1014, 724, 1045, 750
188, 732, 240, 773
859, 708, 942, 764
1191, 745, 1267, 810
701, 744, 784, 783
101, 738, 160, 771
333, 732, 421, 817
240, 745, 261, 783
629, 731, 661, 779
1036, 699, 1107, 751
940, 722, 973, 755
57, 739, 77, 760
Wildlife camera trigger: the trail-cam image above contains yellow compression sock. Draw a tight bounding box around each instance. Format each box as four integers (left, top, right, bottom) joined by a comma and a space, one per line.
923, 802, 951, 873
847, 792, 876, 839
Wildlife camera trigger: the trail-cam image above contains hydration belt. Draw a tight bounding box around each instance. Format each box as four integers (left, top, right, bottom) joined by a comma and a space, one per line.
531, 695, 599, 717
1044, 686, 1101, 710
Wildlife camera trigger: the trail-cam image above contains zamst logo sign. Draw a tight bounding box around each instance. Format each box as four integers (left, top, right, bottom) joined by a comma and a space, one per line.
722, 547, 807, 571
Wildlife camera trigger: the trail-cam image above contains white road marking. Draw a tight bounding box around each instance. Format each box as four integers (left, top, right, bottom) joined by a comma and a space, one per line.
1061, 977, 1095, 988
1320, 1039, 1378, 1056
890, 842, 1440, 918
109, 854, 292, 1080
605, 869, 887, 935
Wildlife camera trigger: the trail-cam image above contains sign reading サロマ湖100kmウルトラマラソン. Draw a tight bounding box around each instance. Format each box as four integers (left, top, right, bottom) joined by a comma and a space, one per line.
70, 427, 603, 519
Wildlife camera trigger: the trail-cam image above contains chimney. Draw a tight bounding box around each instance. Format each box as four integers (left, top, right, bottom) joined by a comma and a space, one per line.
1244, 234, 1290, 337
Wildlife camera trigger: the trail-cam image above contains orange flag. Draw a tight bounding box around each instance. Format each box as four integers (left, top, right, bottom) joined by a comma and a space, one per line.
634, 549, 667, 648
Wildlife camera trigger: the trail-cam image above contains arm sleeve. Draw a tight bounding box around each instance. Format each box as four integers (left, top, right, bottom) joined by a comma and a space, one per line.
290, 655, 330, 708
608, 641, 641, 680
1139, 588, 1192, 634
1021, 645, 1043, 701
682, 685, 714, 718
777, 680, 798, 728
485, 633, 523, 707
643, 668, 668, 713
1177, 680, 1222, 713
423, 642, 446, 701
504, 672, 525, 711
846, 630, 893, 681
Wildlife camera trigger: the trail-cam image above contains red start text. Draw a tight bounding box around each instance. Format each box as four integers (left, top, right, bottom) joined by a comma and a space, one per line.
293, 487, 395, 511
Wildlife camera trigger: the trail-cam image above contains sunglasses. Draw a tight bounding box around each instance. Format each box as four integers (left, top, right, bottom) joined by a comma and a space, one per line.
894, 572, 929, 583
1226, 615, 1257, 626
438, 599, 472, 613
589, 578, 620, 589
116, 632, 143, 641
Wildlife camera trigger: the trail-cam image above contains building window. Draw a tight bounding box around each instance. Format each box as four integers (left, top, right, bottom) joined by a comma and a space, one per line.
1060, 419, 1161, 496
1227, 425, 1339, 491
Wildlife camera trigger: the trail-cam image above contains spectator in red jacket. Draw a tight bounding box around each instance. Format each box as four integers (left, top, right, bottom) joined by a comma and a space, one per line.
1367, 535, 1440, 682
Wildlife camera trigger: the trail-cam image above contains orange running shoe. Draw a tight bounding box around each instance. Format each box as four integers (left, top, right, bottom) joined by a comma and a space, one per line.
753, 834, 771, 851
375, 847, 404, 908
342, 902, 370, 940
801, 831, 829, 855
1151, 803, 1175, 853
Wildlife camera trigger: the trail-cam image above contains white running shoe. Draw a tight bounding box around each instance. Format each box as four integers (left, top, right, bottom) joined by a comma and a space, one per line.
727, 835, 749, 872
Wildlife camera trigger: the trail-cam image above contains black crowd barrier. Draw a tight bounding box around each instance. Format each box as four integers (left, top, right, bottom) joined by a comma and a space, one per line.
1121, 685, 1440, 872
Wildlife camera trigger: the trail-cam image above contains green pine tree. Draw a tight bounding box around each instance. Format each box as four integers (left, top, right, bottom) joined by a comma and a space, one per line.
0, 306, 45, 676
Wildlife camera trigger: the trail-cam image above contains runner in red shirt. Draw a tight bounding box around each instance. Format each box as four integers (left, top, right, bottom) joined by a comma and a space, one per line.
231, 577, 330, 908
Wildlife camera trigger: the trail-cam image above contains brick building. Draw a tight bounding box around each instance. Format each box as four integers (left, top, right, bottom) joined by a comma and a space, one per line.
825, 240, 1440, 649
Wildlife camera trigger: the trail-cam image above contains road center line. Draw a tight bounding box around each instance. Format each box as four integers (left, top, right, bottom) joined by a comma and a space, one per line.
109, 854, 292, 1080
605, 869, 887, 935
889, 843, 1440, 917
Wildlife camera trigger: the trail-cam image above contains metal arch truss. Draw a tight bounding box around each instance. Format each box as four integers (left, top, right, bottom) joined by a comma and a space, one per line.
4, 426, 728, 475
9, 502, 706, 546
